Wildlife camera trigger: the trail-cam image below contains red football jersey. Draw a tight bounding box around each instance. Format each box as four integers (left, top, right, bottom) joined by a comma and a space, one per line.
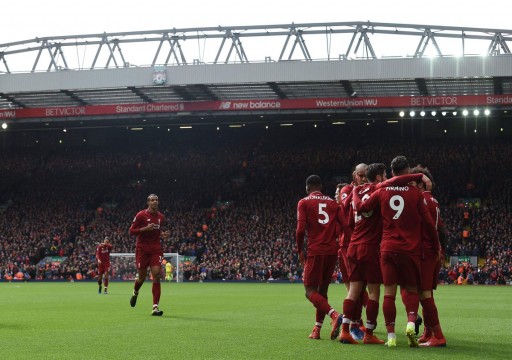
96, 243, 113, 264
350, 183, 381, 245
338, 183, 354, 246
296, 191, 345, 256
350, 174, 424, 245
129, 209, 165, 252
354, 184, 437, 255
422, 191, 443, 253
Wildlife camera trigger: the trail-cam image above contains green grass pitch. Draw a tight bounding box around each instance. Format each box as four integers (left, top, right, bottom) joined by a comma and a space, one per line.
1, 281, 511, 359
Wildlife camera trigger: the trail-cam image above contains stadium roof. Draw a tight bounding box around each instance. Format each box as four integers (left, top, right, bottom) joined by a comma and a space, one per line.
1, 22, 512, 131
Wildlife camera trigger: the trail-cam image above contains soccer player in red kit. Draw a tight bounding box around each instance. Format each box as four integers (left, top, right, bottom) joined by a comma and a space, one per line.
338, 164, 368, 286
410, 166, 447, 347
296, 175, 346, 340
337, 163, 368, 340
353, 156, 439, 348
96, 237, 113, 294
129, 194, 165, 316
304, 182, 350, 339
341, 164, 431, 345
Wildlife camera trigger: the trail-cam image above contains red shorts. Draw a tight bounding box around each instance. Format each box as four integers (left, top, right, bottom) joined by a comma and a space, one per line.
135, 247, 163, 270
380, 251, 421, 287
98, 262, 110, 275
420, 250, 441, 291
303, 255, 337, 287
346, 243, 382, 284
338, 246, 349, 283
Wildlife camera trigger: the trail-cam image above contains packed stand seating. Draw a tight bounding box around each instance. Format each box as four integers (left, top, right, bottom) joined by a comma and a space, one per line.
0, 127, 511, 283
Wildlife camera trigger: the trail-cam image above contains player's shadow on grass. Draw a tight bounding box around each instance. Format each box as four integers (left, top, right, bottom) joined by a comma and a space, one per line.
0, 323, 24, 329
142, 314, 223, 322
430, 340, 512, 359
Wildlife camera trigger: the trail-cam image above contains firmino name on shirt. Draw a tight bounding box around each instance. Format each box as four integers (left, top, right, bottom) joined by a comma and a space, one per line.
306, 195, 332, 200
385, 186, 409, 191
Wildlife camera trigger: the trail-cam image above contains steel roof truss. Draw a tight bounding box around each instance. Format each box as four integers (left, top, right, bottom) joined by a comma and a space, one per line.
414, 29, 443, 58
91, 35, 126, 69
214, 30, 248, 64
105, 40, 126, 68
488, 33, 511, 55
345, 26, 376, 59
0, 52, 9, 73
31, 41, 70, 72
45, 43, 68, 71
152, 34, 187, 66
279, 27, 312, 61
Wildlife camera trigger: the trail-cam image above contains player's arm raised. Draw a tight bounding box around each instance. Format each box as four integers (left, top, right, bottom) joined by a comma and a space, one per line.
340, 185, 353, 212
352, 186, 380, 213
375, 173, 429, 189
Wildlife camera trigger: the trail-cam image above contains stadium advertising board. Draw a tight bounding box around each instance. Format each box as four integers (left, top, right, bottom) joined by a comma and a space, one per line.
2, 94, 512, 119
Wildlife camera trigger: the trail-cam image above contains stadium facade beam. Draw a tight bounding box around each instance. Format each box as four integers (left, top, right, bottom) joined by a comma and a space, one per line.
61, 90, 88, 106
2, 56, 512, 95
194, 84, 219, 101
170, 86, 196, 101
415, 78, 429, 96
128, 87, 153, 103
267, 82, 287, 99
493, 77, 504, 95
340, 80, 355, 97
0, 93, 25, 108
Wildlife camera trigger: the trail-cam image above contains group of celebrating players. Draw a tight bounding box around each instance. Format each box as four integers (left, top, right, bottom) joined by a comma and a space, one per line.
96, 155, 450, 338
296, 156, 447, 348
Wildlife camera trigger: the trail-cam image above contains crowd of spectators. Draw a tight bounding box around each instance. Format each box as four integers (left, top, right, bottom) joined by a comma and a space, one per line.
1, 126, 511, 284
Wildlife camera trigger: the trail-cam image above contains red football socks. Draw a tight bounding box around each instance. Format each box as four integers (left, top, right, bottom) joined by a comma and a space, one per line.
308, 291, 332, 315
342, 299, 356, 332
420, 297, 444, 338
315, 309, 326, 324
383, 295, 396, 333
365, 299, 379, 335
152, 282, 161, 305
405, 291, 419, 323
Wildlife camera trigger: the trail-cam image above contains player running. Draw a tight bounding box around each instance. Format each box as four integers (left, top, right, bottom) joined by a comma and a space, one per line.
129, 194, 165, 316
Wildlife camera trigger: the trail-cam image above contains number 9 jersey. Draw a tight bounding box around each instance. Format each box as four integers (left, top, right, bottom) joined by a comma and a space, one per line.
353, 185, 438, 256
